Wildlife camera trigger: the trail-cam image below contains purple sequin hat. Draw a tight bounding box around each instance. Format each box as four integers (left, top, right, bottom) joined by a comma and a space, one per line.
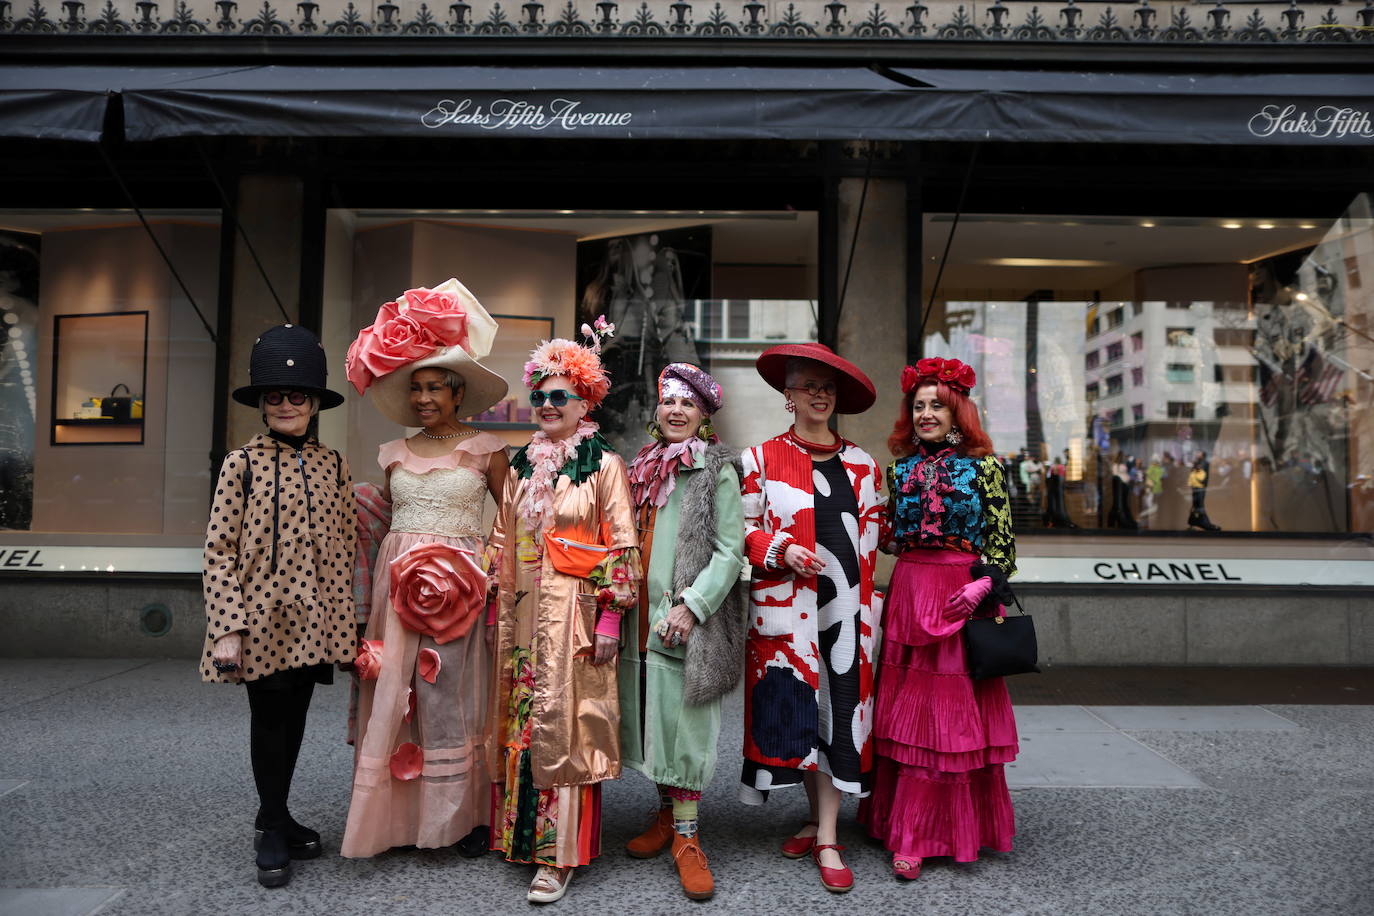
658, 362, 724, 415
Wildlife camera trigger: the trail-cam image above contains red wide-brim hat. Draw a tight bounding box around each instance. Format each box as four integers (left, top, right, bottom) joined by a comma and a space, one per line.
755, 342, 876, 415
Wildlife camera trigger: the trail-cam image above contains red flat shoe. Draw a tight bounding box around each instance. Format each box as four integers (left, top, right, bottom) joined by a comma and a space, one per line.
780, 820, 819, 859
812, 843, 854, 893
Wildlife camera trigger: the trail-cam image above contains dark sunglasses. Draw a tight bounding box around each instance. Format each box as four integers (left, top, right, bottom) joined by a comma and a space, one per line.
263, 390, 310, 406
529, 389, 584, 408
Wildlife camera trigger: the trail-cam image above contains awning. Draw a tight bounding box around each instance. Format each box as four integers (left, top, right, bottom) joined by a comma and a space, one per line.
0, 66, 117, 141
7, 63, 1373, 146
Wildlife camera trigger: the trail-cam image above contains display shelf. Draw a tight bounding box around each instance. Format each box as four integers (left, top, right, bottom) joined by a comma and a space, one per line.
53, 419, 144, 427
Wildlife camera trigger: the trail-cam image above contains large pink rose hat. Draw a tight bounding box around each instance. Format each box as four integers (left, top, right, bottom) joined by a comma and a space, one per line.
346, 277, 509, 426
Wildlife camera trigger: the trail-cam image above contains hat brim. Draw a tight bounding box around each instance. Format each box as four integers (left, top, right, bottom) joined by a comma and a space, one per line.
756, 344, 876, 414
367, 347, 510, 427
232, 385, 346, 410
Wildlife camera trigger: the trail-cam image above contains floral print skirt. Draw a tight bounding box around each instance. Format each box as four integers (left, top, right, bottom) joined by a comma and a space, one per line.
491, 647, 603, 868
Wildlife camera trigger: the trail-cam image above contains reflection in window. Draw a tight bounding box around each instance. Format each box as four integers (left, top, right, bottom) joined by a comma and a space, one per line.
1167, 401, 1196, 419
921, 197, 1373, 534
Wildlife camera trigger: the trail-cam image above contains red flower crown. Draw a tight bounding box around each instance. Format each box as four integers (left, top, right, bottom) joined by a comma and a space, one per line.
901, 357, 976, 396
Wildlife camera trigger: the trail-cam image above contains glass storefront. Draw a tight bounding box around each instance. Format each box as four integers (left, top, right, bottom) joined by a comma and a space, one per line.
921, 195, 1373, 536
0, 209, 222, 539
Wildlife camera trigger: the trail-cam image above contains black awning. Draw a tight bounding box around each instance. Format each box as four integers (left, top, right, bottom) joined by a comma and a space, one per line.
117, 64, 968, 142
899, 68, 1374, 145
0, 67, 117, 141
13, 63, 1374, 146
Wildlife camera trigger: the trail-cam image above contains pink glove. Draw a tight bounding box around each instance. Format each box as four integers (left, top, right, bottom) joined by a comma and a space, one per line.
944, 576, 994, 619
595, 608, 623, 640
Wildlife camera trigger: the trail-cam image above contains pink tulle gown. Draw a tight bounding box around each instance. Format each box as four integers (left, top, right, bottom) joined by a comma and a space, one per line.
341, 436, 503, 857
859, 547, 1018, 863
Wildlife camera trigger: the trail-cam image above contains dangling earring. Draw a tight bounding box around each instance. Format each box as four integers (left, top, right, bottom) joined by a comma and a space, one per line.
784, 397, 796, 414
697, 420, 714, 441
646, 420, 664, 441
945, 427, 964, 446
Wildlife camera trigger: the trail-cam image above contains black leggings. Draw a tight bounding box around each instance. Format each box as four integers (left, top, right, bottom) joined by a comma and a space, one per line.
245, 678, 315, 830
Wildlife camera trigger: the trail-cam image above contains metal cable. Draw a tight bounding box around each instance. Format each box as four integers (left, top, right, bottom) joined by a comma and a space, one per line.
98, 145, 218, 343
918, 143, 981, 343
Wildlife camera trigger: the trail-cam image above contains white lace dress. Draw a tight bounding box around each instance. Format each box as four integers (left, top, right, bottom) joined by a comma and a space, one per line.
341, 433, 505, 857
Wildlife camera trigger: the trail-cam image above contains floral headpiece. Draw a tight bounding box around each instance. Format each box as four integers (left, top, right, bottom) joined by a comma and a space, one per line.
901, 357, 976, 396
345, 278, 494, 395
521, 315, 614, 407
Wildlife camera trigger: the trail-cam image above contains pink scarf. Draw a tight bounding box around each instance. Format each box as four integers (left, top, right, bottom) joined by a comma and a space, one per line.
520, 419, 599, 530
627, 437, 704, 509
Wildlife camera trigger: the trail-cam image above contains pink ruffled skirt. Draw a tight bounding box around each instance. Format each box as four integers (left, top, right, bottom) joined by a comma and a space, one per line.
858, 547, 1017, 862
341, 530, 490, 857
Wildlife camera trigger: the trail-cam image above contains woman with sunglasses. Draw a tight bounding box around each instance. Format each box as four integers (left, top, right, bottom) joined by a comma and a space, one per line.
619, 363, 744, 901
486, 321, 641, 904
340, 280, 509, 862
738, 343, 883, 893
201, 324, 355, 888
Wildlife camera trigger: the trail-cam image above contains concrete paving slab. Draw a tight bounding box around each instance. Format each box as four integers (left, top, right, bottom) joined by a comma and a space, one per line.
1088, 705, 1302, 731
0, 781, 25, 799
0, 888, 123, 916
1014, 705, 1111, 733
0, 659, 152, 714
1008, 731, 1206, 788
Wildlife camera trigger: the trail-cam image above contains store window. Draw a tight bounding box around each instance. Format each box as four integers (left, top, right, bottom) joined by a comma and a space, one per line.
324, 209, 819, 483
1085, 350, 1099, 370
0, 210, 221, 538
922, 196, 1373, 534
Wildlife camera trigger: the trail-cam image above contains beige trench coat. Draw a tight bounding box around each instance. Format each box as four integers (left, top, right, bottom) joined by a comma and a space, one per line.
486, 452, 639, 789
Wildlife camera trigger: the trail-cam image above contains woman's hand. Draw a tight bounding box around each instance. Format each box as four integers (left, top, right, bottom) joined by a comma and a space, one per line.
783, 543, 826, 577
660, 604, 696, 648
212, 633, 243, 671
592, 634, 618, 666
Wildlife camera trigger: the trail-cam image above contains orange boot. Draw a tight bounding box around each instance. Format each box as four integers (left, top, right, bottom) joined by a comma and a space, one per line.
671, 832, 715, 901
625, 807, 675, 859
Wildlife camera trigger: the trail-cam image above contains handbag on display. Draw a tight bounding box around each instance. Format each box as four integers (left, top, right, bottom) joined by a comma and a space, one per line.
100, 383, 134, 422
964, 593, 1040, 680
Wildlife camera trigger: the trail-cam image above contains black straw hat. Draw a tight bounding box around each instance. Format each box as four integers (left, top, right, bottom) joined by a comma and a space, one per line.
232, 324, 345, 409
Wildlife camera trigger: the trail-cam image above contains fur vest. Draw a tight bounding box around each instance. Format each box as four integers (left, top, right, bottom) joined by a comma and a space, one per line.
676, 443, 748, 706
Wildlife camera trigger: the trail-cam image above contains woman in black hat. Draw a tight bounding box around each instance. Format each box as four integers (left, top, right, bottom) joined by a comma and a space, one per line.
200, 324, 357, 888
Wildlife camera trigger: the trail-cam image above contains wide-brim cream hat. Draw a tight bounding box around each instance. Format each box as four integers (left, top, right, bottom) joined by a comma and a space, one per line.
363, 279, 510, 426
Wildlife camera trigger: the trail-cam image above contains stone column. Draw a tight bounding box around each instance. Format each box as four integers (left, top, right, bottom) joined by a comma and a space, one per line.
226, 175, 303, 448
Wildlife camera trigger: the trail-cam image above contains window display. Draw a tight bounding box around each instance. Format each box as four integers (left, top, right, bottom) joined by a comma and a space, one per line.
51, 311, 148, 446
922, 195, 1373, 535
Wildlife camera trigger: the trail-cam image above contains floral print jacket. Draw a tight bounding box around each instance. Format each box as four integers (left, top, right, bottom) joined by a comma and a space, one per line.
884, 448, 1016, 576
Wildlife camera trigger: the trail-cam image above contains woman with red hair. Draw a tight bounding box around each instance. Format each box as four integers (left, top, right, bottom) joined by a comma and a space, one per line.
859, 357, 1019, 880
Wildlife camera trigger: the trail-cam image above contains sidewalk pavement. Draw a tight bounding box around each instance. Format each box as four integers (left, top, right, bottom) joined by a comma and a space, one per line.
1, 659, 1371, 915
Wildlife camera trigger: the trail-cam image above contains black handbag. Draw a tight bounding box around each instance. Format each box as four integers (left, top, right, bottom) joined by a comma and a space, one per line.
964, 594, 1039, 680
101, 383, 133, 422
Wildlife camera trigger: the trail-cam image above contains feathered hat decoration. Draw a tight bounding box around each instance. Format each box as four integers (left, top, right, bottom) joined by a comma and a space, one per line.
522, 315, 615, 408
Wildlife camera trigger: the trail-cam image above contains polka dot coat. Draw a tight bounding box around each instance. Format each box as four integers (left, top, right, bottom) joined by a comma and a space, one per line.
201, 434, 359, 684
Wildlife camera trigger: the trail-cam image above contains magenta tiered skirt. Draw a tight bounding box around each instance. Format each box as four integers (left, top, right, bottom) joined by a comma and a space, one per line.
858, 547, 1018, 862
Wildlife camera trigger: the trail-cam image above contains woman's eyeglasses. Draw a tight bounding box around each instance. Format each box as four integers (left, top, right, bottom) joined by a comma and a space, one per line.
529, 389, 584, 408
786, 381, 838, 398
264, 391, 309, 406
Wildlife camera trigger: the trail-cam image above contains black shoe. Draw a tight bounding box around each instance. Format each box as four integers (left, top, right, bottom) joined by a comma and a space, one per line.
255, 828, 292, 888
456, 825, 490, 859
255, 817, 322, 860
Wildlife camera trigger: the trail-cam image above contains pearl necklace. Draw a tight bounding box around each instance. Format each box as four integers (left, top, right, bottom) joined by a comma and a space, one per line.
420, 427, 478, 441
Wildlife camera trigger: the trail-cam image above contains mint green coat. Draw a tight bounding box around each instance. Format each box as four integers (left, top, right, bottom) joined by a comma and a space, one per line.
617, 453, 744, 791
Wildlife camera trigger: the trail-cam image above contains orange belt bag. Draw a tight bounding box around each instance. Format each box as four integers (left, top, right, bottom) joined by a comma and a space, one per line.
543, 532, 609, 578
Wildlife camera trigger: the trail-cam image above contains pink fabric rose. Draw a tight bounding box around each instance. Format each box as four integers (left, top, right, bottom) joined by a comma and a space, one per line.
388, 543, 488, 644
418, 647, 441, 684
354, 639, 384, 681
346, 300, 440, 394
389, 742, 423, 781
909, 357, 976, 395
401, 286, 470, 349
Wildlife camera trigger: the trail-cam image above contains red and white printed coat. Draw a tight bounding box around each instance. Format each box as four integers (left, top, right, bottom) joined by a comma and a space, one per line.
738, 433, 885, 775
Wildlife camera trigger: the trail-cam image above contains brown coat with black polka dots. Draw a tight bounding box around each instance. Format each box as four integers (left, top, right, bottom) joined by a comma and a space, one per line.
201, 434, 358, 683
